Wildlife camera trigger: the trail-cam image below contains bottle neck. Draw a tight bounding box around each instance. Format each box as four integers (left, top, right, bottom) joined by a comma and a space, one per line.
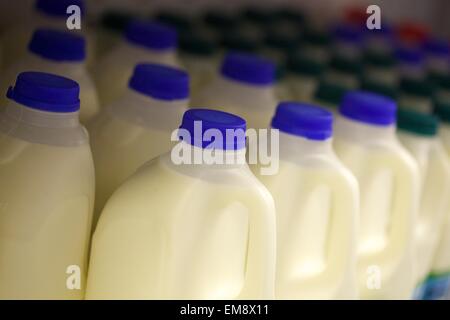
278, 131, 334, 161
4, 100, 80, 128
0, 100, 87, 146
212, 75, 276, 110
108, 89, 188, 132
122, 41, 178, 65
26, 52, 86, 73
335, 114, 396, 144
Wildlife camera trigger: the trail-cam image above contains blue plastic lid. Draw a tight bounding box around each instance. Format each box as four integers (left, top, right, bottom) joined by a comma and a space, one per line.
28, 29, 86, 62
221, 52, 275, 85
6, 71, 80, 112
179, 109, 246, 150
395, 46, 424, 65
128, 63, 189, 100
271, 102, 333, 140
339, 90, 397, 126
333, 24, 365, 45
423, 38, 450, 57
36, 0, 85, 17
125, 20, 177, 50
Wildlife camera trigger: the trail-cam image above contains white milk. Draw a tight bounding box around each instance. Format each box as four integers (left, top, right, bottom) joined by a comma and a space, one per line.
88, 63, 189, 227
86, 109, 276, 299
252, 102, 359, 299
0, 29, 99, 124
0, 72, 94, 299
193, 52, 277, 130
94, 20, 180, 107
396, 109, 450, 291
333, 91, 420, 299
428, 103, 450, 299
0, 0, 94, 68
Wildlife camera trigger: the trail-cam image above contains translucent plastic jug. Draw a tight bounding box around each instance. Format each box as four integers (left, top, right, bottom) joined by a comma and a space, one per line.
94, 20, 180, 107
252, 102, 359, 299
397, 109, 450, 291
88, 63, 189, 227
0, 29, 99, 124
0, 72, 95, 299
86, 109, 276, 299
193, 52, 277, 130
333, 91, 420, 299
0, 0, 93, 68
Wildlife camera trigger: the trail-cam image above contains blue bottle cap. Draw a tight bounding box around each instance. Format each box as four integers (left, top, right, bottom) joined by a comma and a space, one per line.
395, 46, 424, 65
423, 38, 450, 57
179, 109, 246, 150
272, 102, 333, 140
220, 52, 275, 86
125, 20, 177, 50
128, 63, 189, 100
6, 72, 80, 113
36, 0, 85, 17
339, 90, 397, 126
332, 24, 365, 45
28, 29, 86, 62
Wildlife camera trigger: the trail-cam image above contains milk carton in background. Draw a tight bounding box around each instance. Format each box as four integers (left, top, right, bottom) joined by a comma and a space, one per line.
395, 46, 426, 81
287, 54, 325, 102
93, 20, 180, 106
398, 78, 435, 114
88, 63, 189, 227
396, 109, 450, 297
0, 0, 94, 68
331, 24, 365, 60
0, 29, 100, 124
313, 80, 348, 113
252, 102, 359, 299
95, 10, 135, 59
422, 38, 450, 77
86, 109, 276, 299
179, 32, 219, 97
193, 52, 277, 130
426, 99, 450, 299
0, 72, 95, 299
333, 91, 420, 299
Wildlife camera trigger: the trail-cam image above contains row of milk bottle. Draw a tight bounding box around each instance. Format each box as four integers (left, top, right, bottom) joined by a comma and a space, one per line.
0, 5, 450, 300
1, 57, 450, 299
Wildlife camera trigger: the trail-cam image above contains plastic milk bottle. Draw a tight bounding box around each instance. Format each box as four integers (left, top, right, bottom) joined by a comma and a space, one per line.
333, 91, 420, 299
193, 52, 277, 130
0, 29, 99, 123
94, 20, 180, 106
252, 102, 359, 299
88, 63, 189, 227
0, 72, 95, 299
397, 109, 450, 296
86, 109, 276, 299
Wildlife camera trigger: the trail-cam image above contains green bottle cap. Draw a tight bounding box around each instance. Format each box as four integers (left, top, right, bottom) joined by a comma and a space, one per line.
154, 11, 192, 32
397, 108, 438, 136
287, 53, 325, 77
434, 98, 450, 124
264, 31, 300, 52
100, 11, 134, 33
363, 50, 396, 68
221, 33, 261, 53
180, 33, 218, 56
400, 78, 435, 97
314, 81, 348, 107
330, 55, 363, 75
360, 78, 399, 100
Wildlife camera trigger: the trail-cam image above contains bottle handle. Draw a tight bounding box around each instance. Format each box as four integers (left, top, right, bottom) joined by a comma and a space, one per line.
237, 190, 277, 299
